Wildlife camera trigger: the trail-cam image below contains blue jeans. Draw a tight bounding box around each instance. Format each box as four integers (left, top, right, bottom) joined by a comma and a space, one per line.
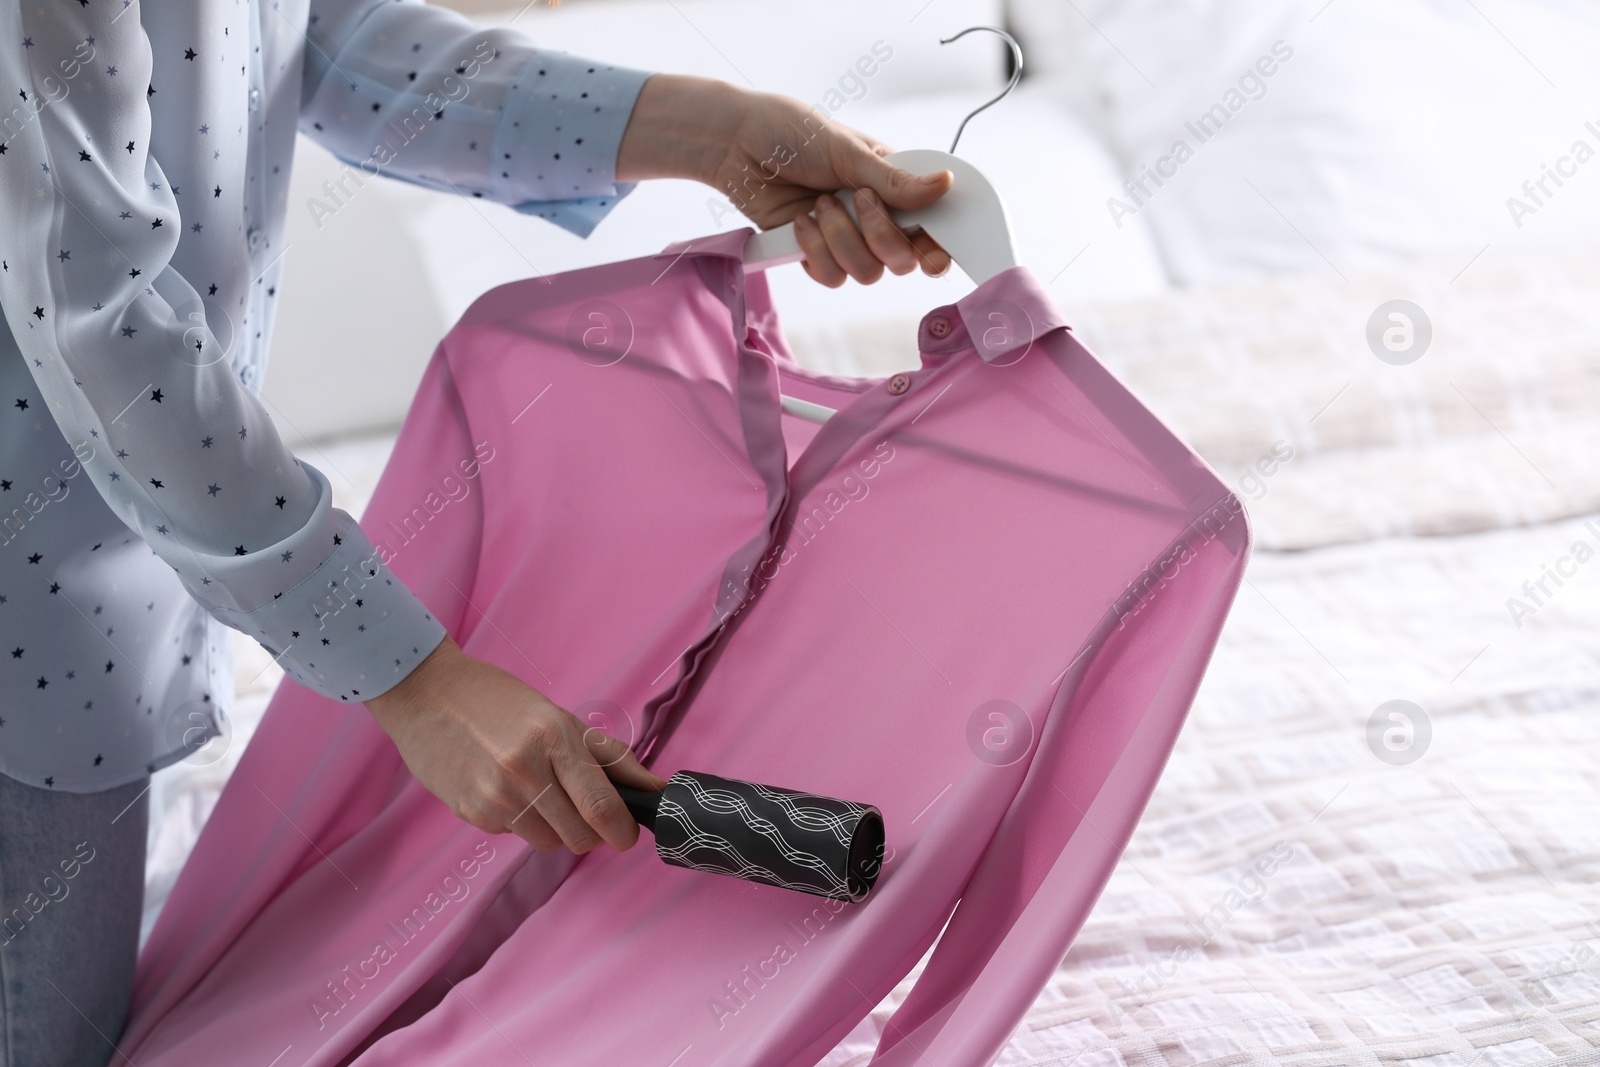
0, 772, 148, 1067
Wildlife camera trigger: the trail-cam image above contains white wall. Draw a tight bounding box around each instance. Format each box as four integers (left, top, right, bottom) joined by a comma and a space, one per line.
258, 137, 447, 448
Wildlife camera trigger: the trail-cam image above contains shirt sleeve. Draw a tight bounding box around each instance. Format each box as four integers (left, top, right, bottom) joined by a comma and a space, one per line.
301, 0, 654, 237
0, 5, 446, 706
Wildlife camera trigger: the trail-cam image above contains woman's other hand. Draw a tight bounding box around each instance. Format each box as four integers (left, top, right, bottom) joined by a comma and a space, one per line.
616, 73, 953, 288
365, 635, 667, 855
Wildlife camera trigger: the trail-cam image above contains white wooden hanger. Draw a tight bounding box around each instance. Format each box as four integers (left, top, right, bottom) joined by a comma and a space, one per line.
740, 27, 1024, 425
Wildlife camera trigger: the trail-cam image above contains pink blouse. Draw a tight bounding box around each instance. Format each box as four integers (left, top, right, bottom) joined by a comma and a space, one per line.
123, 229, 1250, 1066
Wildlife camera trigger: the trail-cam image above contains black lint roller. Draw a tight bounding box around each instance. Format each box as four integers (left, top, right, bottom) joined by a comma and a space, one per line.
614, 770, 887, 903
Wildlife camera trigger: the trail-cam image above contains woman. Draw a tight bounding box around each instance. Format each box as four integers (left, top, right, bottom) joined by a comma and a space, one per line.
0, 0, 952, 1062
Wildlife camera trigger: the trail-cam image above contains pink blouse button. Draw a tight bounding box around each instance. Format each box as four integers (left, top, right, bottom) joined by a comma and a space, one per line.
887, 373, 912, 396
926, 315, 952, 339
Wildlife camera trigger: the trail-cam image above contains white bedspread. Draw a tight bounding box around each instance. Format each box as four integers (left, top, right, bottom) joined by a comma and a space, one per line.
823, 510, 1600, 1066
146, 254, 1600, 1065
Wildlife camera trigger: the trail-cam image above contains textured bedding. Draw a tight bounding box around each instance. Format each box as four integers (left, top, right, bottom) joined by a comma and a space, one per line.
823, 509, 1600, 1066
145, 253, 1600, 1063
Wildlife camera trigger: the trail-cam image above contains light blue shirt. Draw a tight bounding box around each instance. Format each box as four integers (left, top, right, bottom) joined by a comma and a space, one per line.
0, 0, 652, 791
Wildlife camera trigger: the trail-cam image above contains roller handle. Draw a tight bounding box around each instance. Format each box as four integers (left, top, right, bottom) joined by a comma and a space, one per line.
614, 784, 661, 833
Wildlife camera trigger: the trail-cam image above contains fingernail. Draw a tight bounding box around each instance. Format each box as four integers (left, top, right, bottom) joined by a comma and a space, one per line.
918, 170, 948, 185
816, 194, 835, 212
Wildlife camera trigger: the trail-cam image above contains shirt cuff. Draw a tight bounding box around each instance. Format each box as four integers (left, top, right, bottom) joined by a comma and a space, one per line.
508, 183, 639, 238
206, 510, 448, 705
493, 55, 653, 236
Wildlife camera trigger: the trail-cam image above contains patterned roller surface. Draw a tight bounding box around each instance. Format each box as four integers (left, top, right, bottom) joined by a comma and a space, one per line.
652, 770, 885, 902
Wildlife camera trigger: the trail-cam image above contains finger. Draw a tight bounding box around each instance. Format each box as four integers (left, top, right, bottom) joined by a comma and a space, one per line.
910, 230, 952, 277
852, 187, 920, 276
815, 193, 884, 285
550, 743, 640, 853
858, 132, 894, 158
580, 728, 669, 792
498, 796, 566, 853
793, 209, 846, 288
832, 139, 953, 213
532, 776, 606, 855
454, 782, 564, 852
514, 734, 609, 855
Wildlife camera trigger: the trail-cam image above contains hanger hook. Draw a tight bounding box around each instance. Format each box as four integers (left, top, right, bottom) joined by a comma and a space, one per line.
940, 25, 1024, 155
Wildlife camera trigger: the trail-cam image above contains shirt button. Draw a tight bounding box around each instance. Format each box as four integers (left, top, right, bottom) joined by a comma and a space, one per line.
248, 87, 261, 112
926, 314, 952, 339
247, 227, 265, 254
887, 373, 912, 396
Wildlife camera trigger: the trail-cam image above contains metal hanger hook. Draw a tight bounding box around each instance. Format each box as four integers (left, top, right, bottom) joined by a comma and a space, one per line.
940, 25, 1024, 155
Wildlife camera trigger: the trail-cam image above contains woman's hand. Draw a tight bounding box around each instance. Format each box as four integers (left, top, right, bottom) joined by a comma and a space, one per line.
365, 635, 668, 855
616, 73, 954, 288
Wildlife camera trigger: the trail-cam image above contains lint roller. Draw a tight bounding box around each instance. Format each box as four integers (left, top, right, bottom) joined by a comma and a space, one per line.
614, 769, 886, 903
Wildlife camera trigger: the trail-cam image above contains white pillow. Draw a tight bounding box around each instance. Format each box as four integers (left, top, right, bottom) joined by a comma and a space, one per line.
1007, 0, 1600, 284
